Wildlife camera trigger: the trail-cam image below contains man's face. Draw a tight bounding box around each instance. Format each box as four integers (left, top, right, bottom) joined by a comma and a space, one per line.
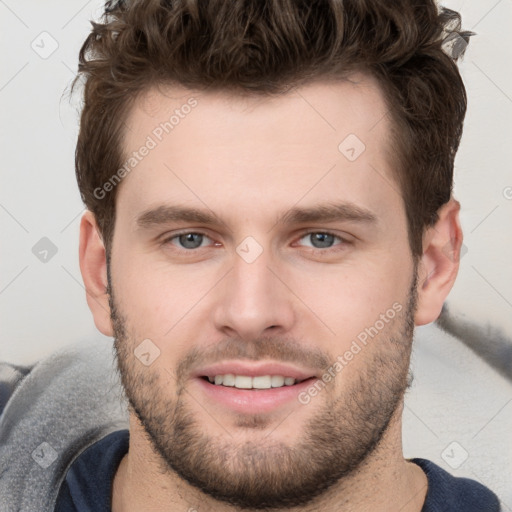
108, 76, 418, 509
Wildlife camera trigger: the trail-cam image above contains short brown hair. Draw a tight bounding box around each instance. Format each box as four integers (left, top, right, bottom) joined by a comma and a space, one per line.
73, 0, 473, 259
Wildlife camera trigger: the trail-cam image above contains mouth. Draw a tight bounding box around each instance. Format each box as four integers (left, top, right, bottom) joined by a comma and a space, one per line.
191, 362, 320, 414
201, 374, 312, 389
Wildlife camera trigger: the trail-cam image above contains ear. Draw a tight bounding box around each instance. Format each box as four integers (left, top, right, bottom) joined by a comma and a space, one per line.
414, 198, 463, 326
79, 210, 113, 336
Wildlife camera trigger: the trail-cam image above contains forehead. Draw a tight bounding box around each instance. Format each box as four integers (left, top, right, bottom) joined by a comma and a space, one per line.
117, 75, 402, 226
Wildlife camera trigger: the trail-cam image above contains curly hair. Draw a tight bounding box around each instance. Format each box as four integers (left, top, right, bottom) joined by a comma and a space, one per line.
72, 0, 473, 259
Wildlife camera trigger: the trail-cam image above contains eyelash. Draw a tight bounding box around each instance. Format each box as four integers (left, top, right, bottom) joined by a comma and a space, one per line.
161, 230, 350, 255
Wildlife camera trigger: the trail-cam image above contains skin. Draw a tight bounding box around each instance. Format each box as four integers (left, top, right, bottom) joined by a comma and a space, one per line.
79, 74, 463, 511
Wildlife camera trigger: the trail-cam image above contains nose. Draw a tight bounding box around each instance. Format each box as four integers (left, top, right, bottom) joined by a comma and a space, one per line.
212, 245, 296, 341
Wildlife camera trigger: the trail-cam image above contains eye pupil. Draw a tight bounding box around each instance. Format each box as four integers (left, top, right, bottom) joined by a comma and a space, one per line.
310, 232, 335, 249
179, 233, 203, 249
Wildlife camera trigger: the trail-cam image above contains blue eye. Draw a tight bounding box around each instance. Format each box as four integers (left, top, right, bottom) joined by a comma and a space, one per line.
297, 231, 345, 250
161, 230, 348, 255
167, 232, 213, 250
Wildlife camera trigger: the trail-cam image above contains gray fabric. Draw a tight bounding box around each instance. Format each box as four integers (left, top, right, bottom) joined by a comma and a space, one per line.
0, 363, 31, 416
0, 339, 128, 512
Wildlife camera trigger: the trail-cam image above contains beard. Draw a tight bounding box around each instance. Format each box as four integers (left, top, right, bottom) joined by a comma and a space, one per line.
109, 269, 418, 511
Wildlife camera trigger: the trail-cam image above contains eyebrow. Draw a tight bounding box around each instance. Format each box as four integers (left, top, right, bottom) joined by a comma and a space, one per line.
135, 202, 377, 230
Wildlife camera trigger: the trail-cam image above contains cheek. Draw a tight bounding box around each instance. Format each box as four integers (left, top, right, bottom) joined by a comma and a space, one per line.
289, 258, 411, 340
111, 249, 220, 338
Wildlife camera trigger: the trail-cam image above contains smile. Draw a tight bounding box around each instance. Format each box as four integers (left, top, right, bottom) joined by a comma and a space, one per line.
204, 374, 307, 389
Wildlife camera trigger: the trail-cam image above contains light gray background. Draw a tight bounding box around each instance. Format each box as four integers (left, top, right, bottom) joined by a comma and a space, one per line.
1, 0, 511, 508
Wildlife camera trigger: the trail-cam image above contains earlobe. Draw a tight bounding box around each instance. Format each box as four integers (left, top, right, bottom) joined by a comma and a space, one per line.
414, 199, 463, 326
79, 210, 113, 336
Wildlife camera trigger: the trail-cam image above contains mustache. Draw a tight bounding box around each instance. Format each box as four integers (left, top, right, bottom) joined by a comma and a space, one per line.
174, 335, 332, 383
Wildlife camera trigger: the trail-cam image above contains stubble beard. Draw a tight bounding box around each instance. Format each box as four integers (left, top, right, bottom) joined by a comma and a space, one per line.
109, 270, 418, 510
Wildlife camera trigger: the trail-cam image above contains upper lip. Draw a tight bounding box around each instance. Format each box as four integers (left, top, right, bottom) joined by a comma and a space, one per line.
192, 361, 318, 381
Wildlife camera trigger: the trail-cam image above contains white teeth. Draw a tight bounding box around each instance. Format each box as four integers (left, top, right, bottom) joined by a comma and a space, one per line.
235, 375, 253, 389
271, 375, 285, 387
223, 374, 235, 387
207, 374, 299, 389
252, 375, 272, 389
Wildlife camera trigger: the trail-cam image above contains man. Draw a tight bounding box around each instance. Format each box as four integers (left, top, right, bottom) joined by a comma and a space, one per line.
0, 0, 502, 510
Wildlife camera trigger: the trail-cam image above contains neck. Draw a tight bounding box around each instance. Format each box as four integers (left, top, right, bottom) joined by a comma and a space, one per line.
112, 406, 428, 512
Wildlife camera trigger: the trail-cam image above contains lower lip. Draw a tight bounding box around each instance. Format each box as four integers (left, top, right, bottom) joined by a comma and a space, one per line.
193, 377, 318, 414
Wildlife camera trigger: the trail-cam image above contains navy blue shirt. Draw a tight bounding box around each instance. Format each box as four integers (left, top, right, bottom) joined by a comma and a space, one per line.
55, 430, 501, 511
55, 430, 129, 512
